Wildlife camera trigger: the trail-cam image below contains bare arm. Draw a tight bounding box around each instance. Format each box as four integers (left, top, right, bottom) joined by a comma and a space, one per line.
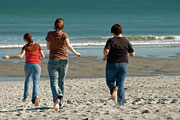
65, 38, 80, 57
103, 48, 109, 61
2, 50, 25, 59
46, 41, 50, 50
39, 50, 45, 60
129, 51, 135, 57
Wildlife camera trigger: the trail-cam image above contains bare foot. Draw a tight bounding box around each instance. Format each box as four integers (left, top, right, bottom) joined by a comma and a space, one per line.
59, 103, 64, 109
34, 96, 39, 106
54, 98, 60, 111
22, 99, 26, 102
112, 87, 118, 102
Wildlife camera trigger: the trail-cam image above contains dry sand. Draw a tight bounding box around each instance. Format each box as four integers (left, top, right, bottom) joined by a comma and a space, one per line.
0, 76, 180, 120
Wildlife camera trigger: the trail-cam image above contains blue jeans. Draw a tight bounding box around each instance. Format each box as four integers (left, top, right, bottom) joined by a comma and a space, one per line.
24, 63, 41, 103
106, 62, 128, 105
48, 59, 68, 106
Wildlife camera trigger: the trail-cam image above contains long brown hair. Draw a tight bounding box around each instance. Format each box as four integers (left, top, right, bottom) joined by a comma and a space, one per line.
54, 18, 64, 31
24, 33, 33, 45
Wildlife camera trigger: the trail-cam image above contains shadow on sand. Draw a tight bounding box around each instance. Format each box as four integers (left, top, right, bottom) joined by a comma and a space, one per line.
0, 107, 52, 113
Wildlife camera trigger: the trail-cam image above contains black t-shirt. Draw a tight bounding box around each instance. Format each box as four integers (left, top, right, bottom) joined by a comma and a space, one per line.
104, 37, 134, 63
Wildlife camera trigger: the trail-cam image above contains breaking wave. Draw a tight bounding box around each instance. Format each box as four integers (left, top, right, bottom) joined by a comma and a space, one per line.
0, 35, 180, 49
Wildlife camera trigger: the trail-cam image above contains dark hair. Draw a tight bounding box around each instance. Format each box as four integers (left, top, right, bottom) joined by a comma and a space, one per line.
24, 33, 33, 45
54, 18, 64, 31
111, 24, 123, 35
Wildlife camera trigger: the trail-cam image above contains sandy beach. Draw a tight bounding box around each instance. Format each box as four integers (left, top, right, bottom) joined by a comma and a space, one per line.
0, 56, 180, 120
0, 76, 180, 120
1, 0, 180, 119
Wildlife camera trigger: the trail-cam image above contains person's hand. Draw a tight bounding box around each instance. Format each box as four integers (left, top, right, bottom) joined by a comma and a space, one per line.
2, 55, 10, 59
103, 56, 107, 61
75, 52, 81, 57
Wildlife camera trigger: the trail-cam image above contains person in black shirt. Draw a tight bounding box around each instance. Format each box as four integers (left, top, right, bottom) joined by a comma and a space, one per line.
103, 24, 135, 105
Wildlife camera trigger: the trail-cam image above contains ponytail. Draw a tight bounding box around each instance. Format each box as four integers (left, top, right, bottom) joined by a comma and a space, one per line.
54, 18, 64, 31
24, 33, 33, 45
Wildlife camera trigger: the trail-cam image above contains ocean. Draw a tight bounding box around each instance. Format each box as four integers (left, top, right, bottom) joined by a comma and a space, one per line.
0, 0, 180, 61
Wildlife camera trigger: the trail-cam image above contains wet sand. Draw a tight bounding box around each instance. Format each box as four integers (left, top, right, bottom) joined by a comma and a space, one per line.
0, 56, 180, 78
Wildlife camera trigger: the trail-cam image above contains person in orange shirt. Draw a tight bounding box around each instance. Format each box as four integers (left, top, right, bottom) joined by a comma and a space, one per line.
3, 33, 45, 106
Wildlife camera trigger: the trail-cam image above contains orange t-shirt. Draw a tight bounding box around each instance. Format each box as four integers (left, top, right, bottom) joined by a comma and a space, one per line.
22, 43, 42, 65
46, 31, 69, 60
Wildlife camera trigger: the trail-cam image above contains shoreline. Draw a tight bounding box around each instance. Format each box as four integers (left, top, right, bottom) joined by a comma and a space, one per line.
0, 56, 180, 80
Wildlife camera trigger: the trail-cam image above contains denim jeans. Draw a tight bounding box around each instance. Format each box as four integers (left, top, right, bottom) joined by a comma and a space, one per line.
106, 62, 128, 105
24, 63, 41, 103
48, 59, 68, 106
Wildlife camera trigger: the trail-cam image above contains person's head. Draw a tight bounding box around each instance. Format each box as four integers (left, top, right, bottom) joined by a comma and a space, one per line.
24, 33, 33, 45
54, 18, 64, 31
111, 24, 123, 35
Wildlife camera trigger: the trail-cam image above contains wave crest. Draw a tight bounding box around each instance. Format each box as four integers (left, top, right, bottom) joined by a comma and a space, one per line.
72, 35, 180, 41
0, 35, 180, 49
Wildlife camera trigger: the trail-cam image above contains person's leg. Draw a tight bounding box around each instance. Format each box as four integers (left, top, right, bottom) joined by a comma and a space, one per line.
31, 64, 41, 106
106, 63, 117, 95
48, 60, 60, 102
48, 60, 59, 110
116, 63, 128, 105
58, 60, 68, 107
23, 63, 32, 101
